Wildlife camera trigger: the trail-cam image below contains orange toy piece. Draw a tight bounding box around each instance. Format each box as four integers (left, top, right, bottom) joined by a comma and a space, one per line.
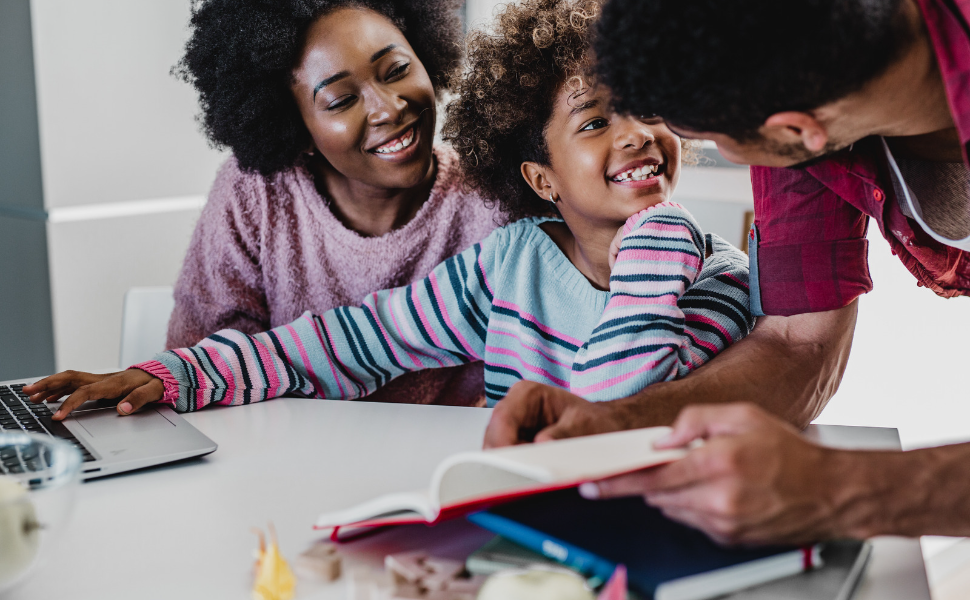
252, 524, 296, 600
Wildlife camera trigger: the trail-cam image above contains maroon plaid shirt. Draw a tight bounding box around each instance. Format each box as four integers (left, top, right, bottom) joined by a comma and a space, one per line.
748, 0, 970, 316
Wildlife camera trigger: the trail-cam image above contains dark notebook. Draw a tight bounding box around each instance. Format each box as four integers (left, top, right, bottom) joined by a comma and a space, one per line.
468, 488, 820, 600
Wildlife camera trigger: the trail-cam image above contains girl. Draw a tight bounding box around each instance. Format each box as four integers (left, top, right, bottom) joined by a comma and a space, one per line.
28, 0, 754, 418
166, 0, 499, 406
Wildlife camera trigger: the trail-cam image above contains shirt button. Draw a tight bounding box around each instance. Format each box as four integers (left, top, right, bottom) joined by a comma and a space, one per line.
873, 189, 885, 202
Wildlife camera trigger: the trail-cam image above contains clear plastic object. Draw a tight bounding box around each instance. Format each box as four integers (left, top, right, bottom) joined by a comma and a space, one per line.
0, 432, 82, 592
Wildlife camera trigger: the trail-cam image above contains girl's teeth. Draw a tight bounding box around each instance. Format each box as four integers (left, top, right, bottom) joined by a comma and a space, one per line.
614, 164, 661, 182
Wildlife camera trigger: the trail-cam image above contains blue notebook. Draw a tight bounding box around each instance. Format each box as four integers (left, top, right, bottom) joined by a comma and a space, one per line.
467, 488, 819, 600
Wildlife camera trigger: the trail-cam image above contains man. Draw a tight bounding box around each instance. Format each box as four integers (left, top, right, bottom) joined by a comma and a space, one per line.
484, 0, 970, 544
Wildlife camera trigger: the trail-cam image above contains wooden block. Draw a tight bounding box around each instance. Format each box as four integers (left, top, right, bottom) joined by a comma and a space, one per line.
384, 551, 429, 583
296, 541, 342, 581
421, 558, 465, 591
424, 557, 464, 579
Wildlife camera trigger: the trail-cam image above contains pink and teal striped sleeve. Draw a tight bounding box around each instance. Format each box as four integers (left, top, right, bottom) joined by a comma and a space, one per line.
133, 242, 496, 412
569, 202, 753, 401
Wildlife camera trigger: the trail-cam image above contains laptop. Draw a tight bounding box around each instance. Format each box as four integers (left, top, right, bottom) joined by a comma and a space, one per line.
0, 377, 217, 480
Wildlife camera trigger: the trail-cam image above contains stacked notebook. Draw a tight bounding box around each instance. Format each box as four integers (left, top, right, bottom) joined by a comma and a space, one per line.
467, 488, 829, 600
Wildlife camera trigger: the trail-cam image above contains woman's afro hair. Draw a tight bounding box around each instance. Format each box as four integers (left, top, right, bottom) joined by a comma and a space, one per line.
176, 0, 463, 175
443, 0, 600, 222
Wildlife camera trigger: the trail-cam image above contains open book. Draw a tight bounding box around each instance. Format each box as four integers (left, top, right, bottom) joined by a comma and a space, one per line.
314, 426, 688, 531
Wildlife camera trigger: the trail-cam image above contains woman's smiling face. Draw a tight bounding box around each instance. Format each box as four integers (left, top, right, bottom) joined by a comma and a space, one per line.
290, 7, 437, 190
527, 83, 682, 227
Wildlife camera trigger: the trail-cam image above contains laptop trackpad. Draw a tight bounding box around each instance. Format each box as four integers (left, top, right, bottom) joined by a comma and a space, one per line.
70, 407, 174, 438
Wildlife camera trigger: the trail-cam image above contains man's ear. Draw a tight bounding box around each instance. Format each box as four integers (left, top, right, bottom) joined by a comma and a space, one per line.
763, 112, 829, 153
521, 161, 554, 201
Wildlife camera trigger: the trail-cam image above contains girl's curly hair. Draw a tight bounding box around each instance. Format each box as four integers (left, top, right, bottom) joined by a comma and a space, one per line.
443, 0, 699, 222
443, 0, 600, 222
176, 0, 463, 176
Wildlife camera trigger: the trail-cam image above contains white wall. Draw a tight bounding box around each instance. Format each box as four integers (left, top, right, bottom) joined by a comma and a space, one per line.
29, 0, 226, 371
674, 166, 753, 248
465, 0, 505, 32
46, 209, 203, 372
30, 0, 225, 208
815, 227, 970, 450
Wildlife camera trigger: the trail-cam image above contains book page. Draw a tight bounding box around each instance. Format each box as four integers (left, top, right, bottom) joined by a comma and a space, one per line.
435, 462, 544, 506
432, 426, 688, 508
314, 426, 690, 529
314, 490, 433, 529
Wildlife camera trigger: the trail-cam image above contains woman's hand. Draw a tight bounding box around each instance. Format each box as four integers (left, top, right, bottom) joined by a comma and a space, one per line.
23, 370, 164, 421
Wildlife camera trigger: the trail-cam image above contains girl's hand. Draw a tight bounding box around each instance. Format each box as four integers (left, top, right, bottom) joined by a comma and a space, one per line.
608, 225, 625, 270
23, 369, 164, 421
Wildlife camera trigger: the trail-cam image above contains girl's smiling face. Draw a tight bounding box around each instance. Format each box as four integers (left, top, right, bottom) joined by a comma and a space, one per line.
290, 7, 437, 191
522, 83, 682, 228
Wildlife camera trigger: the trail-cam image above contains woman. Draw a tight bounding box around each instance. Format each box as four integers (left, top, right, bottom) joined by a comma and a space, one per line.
166, 0, 500, 406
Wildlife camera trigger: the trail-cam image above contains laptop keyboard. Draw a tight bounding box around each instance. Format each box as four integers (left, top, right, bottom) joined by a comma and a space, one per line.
0, 383, 96, 473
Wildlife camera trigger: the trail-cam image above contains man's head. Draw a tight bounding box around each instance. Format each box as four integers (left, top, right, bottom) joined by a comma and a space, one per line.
594, 0, 915, 166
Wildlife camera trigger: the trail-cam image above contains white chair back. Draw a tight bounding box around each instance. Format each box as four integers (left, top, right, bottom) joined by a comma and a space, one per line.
119, 287, 175, 368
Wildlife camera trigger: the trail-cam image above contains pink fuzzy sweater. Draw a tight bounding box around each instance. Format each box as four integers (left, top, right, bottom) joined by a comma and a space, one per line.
166, 146, 502, 406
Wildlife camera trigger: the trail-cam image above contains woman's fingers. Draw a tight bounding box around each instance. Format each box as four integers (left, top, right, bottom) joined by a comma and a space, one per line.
117, 379, 165, 415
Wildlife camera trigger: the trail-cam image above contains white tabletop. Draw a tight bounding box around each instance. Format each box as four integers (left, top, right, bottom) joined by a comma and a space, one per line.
6, 399, 931, 600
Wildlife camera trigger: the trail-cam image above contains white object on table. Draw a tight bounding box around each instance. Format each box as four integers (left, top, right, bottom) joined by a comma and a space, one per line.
2, 399, 931, 600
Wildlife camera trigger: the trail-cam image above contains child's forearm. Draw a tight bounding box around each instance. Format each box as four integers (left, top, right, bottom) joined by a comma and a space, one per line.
135, 318, 320, 411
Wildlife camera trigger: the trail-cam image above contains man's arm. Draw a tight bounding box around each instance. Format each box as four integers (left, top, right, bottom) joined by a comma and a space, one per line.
484, 300, 857, 447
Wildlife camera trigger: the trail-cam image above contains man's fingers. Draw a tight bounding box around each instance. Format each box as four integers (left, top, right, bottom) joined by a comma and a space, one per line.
117, 380, 164, 416
483, 382, 543, 448
483, 382, 586, 448
533, 420, 574, 443
580, 469, 658, 499
590, 448, 710, 500
654, 403, 769, 449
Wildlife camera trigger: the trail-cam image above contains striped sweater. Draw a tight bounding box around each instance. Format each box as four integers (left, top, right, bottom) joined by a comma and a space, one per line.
136, 202, 754, 409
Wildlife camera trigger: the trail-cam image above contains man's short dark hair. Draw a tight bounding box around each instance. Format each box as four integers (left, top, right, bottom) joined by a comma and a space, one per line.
594, 0, 912, 140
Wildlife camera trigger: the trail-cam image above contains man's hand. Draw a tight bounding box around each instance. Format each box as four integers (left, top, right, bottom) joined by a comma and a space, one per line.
581, 403, 844, 546
483, 381, 630, 448
24, 369, 164, 420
